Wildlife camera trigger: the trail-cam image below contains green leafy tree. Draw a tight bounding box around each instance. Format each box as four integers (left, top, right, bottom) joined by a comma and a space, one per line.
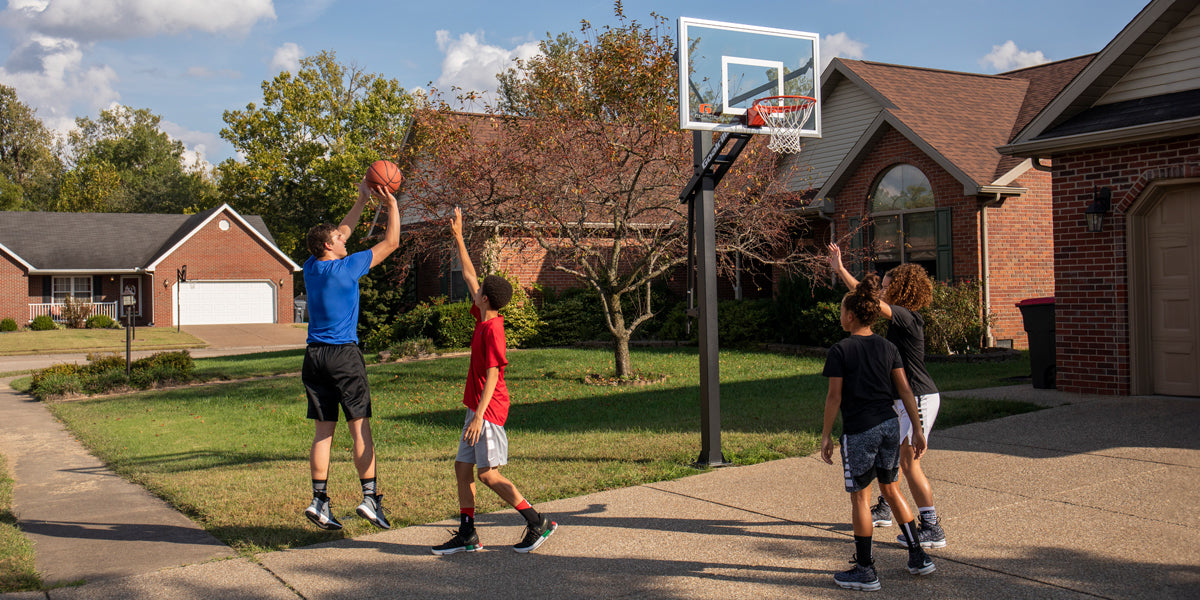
0, 84, 61, 210
64, 106, 216, 213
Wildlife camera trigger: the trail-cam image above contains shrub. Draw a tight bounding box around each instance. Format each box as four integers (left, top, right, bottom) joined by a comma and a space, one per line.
792, 301, 846, 348
30, 363, 80, 392
772, 273, 845, 345
387, 338, 435, 359
0, 317, 17, 332
81, 369, 129, 394
497, 273, 538, 348
925, 279, 993, 355
85, 352, 127, 373
131, 351, 194, 376
31, 372, 81, 398
59, 297, 92, 329
433, 301, 476, 348
528, 287, 607, 347
29, 315, 57, 331
716, 298, 774, 346
85, 314, 118, 329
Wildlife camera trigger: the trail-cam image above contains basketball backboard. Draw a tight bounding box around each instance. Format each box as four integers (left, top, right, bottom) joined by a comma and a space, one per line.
678, 17, 820, 138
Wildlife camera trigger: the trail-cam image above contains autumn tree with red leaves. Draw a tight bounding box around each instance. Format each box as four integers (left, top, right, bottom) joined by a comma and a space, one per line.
405, 6, 810, 377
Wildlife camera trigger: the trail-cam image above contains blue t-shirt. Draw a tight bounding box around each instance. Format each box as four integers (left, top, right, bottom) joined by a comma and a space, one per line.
304, 250, 372, 344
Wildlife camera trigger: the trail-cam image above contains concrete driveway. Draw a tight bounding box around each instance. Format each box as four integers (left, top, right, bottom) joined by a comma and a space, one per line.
180, 323, 308, 350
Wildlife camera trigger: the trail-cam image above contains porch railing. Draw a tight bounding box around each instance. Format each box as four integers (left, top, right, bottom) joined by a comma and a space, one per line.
28, 302, 120, 323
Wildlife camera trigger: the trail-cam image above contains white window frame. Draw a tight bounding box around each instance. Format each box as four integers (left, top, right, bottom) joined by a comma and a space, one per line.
52, 276, 93, 303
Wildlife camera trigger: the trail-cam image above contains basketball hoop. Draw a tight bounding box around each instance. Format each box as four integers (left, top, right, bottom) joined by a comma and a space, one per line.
745, 95, 816, 154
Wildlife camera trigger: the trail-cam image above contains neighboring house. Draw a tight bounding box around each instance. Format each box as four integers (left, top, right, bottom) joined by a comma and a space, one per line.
0, 204, 301, 327
1000, 0, 1200, 395
781, 55, 1092, 348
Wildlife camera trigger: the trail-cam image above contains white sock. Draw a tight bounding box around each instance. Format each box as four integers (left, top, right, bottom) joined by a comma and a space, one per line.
919, 506, 937, 524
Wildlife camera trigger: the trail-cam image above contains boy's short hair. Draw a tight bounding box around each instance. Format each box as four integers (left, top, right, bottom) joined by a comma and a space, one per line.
481, 275, 513, 310
307, 224, 337, 257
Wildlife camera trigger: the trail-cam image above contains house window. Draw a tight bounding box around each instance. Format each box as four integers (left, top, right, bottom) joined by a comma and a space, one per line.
52, 276, 92, 302
870, 164, 938, 276
448, 254, 467, 301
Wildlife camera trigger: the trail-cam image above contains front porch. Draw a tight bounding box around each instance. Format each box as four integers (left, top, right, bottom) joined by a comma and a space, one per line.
28, 301, 121, 324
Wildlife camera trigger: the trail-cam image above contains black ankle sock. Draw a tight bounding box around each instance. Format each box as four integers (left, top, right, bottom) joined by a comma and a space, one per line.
518, 506, 540, 528
460, 513, 475, 534
899, 520, 920, 550
312, 479, 328, 499
360, 478, 376, 497
854, 536, 873, 566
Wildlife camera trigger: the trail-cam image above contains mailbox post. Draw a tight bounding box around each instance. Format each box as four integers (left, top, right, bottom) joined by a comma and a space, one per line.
122, 291, 136, 375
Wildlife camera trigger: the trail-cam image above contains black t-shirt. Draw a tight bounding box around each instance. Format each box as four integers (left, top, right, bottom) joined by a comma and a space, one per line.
822, 334, 903, 434
885, 305, 938, 396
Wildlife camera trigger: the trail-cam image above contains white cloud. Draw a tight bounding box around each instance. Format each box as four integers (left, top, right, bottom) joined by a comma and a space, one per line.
160, 118, 220, 171
980, 41, 1049, 72
821, 32, 866, 72
0, 33, 119, 132
270, 42, 304, 74
1, 0, 276, 42
433, 30, 541, 104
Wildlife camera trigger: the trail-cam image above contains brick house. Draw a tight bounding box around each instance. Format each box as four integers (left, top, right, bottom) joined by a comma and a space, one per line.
0, 204, 301, 327
1000, 0, 1200, 394
781, 56, 1092, 348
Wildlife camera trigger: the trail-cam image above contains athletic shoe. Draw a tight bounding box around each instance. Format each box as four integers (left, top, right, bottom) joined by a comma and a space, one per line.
833, 556, 881, 592
304, 496, 343, 531
512, 516, 558, 553
907, 547, 936, 575
870, 496, 892, 527
896, 516, 947, 549
431, 528, 482, 555
355, 494, 391, 530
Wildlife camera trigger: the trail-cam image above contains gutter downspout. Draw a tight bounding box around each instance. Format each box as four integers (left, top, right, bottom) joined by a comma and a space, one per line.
980, 193, 1004, 348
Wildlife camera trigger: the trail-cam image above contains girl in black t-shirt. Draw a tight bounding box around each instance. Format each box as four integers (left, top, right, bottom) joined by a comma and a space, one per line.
820, 275, 934, 591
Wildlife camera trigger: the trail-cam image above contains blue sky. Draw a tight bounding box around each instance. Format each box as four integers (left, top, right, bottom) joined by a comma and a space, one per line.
0, 0, 1146, 166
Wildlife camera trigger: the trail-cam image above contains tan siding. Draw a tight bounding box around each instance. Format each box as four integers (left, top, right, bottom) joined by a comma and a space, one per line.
1098, 4, 1200, 104
780, 81, 881, 192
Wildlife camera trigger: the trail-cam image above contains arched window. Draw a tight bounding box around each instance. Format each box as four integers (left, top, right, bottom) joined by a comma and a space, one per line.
870, 164, 937, 276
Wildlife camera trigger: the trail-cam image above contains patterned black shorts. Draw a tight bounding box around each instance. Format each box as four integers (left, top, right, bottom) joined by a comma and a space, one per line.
839, 418, 901, 493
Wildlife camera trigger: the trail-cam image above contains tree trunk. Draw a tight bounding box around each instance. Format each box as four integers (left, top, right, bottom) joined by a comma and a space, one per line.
613, 332, 632, 378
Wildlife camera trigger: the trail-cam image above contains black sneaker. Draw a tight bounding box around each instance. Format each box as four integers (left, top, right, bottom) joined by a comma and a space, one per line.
512, 516, 557, 553
907, 547, 936, 575
304, 496, 343, 531
833, 555, 881, 592
356, 494, 391, 530
870, 496, 892, 527
896, 516, 947, 548
431, 528, 482, 555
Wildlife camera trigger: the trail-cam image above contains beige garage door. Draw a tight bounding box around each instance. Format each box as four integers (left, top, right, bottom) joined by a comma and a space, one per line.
1145, 185, 1200, 395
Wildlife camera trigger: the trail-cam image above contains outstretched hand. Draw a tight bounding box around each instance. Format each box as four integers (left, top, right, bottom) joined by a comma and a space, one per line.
827, 242, 844, 272
450, 206, 463, 238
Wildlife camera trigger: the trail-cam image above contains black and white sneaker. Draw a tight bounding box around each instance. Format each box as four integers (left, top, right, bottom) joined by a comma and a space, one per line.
304, 496, 343, 530
431, 528, 483, 555
512, 516, 557, 553
896, 516, 946, 548
356, 494, 391, 530
907, 547, 937, 575
833, 556, 881, 591
870, 496, 892, 527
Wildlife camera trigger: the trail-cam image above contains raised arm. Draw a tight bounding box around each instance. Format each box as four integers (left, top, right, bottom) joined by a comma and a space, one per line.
369, 185, 400, 268
828, 242, 892, 319
450, 207, 482, 304
337, 179, 373, 241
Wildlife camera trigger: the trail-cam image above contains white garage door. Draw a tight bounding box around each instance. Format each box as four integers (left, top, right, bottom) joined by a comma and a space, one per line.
176, 281, 276, 325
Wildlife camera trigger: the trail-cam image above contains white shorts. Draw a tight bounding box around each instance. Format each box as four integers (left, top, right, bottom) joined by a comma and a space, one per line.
895, 393, 940, 446
455, 409, 509, 468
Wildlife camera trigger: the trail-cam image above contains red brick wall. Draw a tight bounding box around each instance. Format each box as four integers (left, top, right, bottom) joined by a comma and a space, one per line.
152, 209, 296, 327
0, 250, 25, 324
1050, 134, 1200, 395
987, 168, 1056, 347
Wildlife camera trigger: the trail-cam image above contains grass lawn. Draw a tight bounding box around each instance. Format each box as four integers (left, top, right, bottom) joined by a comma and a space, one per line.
45, 347, 1036, 555
0, 328, 205, 356
0, 454, 40, 592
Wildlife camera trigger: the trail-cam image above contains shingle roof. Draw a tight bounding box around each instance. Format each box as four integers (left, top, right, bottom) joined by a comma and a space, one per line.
0, 208, 277, 271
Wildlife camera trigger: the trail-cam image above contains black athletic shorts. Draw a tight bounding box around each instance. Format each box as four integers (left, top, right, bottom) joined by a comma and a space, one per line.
302, 343, 371, 421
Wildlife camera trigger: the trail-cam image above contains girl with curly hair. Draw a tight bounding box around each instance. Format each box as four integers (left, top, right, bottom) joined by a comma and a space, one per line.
821, 274, 934, 591
828, 243, 946, 550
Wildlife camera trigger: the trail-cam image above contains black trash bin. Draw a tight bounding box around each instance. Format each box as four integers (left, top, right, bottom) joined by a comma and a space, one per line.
1016, 297, 1056, 389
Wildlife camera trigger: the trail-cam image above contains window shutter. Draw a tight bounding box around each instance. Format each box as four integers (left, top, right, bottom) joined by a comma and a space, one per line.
42, 276, 51, 302
439, 260, 449, 297
935, 207, 953, 282
848, 216, 864, 278
93, 275, 103, 300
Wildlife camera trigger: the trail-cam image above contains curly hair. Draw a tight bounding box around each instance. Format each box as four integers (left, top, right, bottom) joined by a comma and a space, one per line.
481, 275, 513, 310
843, 273, 883, 325
883, 263, 934, 311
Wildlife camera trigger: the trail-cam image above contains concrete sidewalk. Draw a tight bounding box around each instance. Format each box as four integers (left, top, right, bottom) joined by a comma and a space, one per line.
1, 384, 1198, 599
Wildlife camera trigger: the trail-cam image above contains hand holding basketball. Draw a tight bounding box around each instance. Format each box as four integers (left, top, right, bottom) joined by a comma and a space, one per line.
365, 160, 403, 194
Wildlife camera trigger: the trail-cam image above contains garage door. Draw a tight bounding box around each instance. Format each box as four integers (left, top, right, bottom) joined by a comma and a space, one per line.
1145, 185, 1200, 395
176, 281, 276, 325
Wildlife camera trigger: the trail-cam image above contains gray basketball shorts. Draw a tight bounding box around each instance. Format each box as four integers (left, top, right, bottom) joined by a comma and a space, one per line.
895, 393, 941, 445
455, 409, 509, 469
839, 418, 901, 493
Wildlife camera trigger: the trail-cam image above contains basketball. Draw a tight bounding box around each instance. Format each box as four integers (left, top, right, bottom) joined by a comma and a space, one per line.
365, 160, 403, 194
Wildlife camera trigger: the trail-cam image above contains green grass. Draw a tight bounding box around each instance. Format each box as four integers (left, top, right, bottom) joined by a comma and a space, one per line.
0, 328, 205, 356
45, 347, 1038, 555
0, 454, 41, 593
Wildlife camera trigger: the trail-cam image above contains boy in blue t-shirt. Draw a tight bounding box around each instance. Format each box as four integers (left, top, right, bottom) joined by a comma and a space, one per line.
301, 178, 399, 531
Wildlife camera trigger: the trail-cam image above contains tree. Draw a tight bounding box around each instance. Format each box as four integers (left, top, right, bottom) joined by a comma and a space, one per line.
0, 84, 60, 210
408, 6, 809, 377
218, 50, 414, 265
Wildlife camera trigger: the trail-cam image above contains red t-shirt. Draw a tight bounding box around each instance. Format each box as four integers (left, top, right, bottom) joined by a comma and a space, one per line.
462, 305, 509, 425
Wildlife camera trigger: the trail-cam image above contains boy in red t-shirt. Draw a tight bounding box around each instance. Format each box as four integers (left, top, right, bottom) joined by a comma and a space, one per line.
432, 207, 558, 555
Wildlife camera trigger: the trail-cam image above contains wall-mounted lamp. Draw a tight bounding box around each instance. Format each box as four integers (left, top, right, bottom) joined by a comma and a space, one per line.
163, 279, 171, 288
1085, 186, 1111, 233
278, 278, 285, 287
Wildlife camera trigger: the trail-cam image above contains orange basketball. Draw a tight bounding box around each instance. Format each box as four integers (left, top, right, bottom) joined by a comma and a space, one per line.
365, 160, 403, 194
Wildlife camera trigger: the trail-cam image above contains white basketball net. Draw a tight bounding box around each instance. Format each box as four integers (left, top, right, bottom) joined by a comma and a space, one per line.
753, 97, 815, 154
